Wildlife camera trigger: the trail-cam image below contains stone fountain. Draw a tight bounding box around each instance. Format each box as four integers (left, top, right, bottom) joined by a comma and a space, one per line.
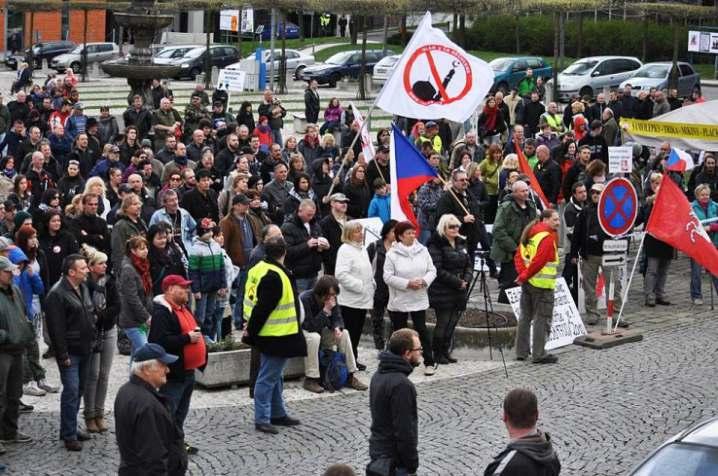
101, 0, 181, 104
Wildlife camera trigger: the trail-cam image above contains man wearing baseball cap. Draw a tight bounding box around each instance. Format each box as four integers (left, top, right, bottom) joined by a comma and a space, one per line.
114, 343, 187, 475
148, 275, 206, 456
0, 256, 35, 453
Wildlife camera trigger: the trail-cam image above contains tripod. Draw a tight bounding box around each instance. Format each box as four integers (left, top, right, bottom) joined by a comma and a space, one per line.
459, 251, 509, 378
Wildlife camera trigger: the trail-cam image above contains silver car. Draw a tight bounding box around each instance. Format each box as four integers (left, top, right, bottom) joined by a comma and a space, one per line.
224, 48, 315, 79
550, 55, 642, 101
620, 62, 700, 98
628, 416, 718, 475
51, 42, 119, 73
372, 54, 401, 85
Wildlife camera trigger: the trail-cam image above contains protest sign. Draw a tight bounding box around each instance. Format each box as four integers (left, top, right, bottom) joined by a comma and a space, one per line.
506, 278, 587, 351
608, 146, 633, 174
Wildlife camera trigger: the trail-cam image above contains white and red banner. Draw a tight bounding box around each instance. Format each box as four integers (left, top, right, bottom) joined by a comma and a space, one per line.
350, 102, 375, 161
375, 11, 494, 123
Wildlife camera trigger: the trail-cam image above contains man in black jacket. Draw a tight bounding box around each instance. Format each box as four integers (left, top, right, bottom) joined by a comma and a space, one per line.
562, 183, 587, 305
304, 80, 320, 124
319, 193, 349, 276
484, 388, 561, 476
533, 145, 562, 207
280, 199, 328, 292
180, 169, 219, 223
368, 328, 421, 476
148, 275, 206, 454
45, 254, 95, 451
114, 343, 188, 476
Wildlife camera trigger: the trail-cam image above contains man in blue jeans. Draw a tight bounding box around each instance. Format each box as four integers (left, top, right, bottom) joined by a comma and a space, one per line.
242, 236, 307, 434
45, 254, 96, 451
149, 275, 207, 456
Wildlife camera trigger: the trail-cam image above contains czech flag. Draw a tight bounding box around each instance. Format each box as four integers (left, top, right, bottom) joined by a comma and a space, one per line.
665, 147, 694, 172
389, 123, 438, 228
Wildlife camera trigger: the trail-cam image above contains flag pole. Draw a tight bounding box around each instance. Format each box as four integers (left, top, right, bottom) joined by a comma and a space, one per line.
613, 231, 647, 331
325, 99, 380, 199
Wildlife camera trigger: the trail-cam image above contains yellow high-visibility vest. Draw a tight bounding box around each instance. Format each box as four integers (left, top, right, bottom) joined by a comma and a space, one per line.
519, 231, 558, 290
243, 261, 298, 337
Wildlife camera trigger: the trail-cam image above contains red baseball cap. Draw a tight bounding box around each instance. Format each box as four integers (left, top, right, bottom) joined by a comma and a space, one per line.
161, 275, 192, 292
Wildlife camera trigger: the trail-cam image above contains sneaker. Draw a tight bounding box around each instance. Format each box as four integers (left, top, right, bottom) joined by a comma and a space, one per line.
37, 379, 60, 393
270, 415, 301, 426
23, 382, 46, 397
435, 355, 449, 365
693, 298, 704, 305
18, 401, 33, 413
424, 364, 437, 376
302, 378, 324, 394
348, 374, 368, 391
1, 432, 32, 443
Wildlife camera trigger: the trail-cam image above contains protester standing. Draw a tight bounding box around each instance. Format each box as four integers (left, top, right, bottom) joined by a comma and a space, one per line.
114, 343, 187, 475
82, 246, 119, 434
383, 221, 437, 376
366, 220, 397, 350
427, 214, 472, 365
514, 209, 560, 364
484, 388, 561, 476
148, 275, 207, 455
118, 236, 153, 358
0, 256, 35, 453
640, 173, 674, 307
690, 184, 718, 305
367, 328, 421, 476
335, 220, 375, 368
243, 236, 307, 434
45, 254, 96, 451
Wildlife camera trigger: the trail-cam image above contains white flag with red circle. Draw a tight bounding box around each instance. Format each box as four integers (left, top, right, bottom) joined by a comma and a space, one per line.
376, 11, 494, 123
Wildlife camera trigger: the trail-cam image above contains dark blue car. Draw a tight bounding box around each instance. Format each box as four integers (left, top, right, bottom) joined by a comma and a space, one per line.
298, 50, 389, 86
259, 22, 300, 40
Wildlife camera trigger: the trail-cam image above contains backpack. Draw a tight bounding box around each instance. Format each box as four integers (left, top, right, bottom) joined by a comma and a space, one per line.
319, 349, 349, 392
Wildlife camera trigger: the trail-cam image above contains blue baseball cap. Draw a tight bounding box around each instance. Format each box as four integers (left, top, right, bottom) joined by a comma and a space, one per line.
133, 343, 178, 364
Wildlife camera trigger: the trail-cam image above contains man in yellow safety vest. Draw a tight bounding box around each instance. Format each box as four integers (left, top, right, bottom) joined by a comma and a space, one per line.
242, 236, 307, 434
514, 209, 561, 364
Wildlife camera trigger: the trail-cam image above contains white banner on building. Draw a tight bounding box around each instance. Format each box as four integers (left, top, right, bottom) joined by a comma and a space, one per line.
506, 278, 587, 351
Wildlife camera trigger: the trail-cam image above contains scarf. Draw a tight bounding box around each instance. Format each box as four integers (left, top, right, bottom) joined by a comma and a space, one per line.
2, 168, 15, 179
304, 134, 319, 149
174, 155, 188, 167
130, 253, 152, 296
482, 105, 498, 132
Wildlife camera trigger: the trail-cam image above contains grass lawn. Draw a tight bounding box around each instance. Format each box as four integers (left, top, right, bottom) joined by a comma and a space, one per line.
236, 36, 340, 57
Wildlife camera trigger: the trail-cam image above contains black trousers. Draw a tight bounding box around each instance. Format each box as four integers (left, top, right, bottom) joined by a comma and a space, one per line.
433, 307, 462, 359
562, 260, 579, 305
389, 310, 434, 366
0, 353, 23, 439
340, 306, 367, 362
370, 294, 389, 349
497, 260, 518, 304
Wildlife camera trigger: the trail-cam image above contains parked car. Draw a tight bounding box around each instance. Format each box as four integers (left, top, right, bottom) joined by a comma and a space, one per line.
225, 49, 315, 80
6, 40, 76, 70
299, 50, 391, 86
628, 416, 718, 475
152, 45, 201, 65
489, 56, 553, 93
372, 54, 401, 85
51, 42, 119, 73
167, 45, 240, 79
619, 61, 700, 98
259, 22, 300, 40
549, 55, 642, 101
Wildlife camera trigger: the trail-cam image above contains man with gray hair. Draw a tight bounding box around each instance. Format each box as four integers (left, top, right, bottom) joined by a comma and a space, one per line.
114, 342, 187, 475
149, 189, 197, 255
491, 181, 538, 303
281, 199, 328, 293
450, 130, 485, 167
533, 145, 561, 207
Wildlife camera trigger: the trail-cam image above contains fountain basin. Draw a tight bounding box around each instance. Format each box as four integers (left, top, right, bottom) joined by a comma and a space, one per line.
101, 59, 182, 80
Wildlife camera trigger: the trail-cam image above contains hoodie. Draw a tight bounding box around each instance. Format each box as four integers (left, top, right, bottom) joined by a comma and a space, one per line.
9, 247, 44, 318
483, 431, 561, 476
369, 351, 418, 473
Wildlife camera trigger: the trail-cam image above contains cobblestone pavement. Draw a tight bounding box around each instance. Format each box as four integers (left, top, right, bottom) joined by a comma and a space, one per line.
3, 256, 718, 475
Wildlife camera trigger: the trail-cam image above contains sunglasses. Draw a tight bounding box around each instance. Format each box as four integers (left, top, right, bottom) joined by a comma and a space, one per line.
448, 224, 461, 229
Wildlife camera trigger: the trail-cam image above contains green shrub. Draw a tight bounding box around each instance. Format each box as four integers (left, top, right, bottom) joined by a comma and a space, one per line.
462, 15, 694, 62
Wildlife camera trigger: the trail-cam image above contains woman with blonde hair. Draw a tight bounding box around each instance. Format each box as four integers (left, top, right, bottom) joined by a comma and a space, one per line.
319, 133, 339, 160
427, 214, 473, 364
335, 220, 375, 367
81, 244, 119, 433
499, 153, 519, 191
219, 172, 250, 218
83, 177, 111, 219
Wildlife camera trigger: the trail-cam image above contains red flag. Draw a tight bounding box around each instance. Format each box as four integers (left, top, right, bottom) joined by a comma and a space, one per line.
514, 142, 550, 208
646, 176, 718, 277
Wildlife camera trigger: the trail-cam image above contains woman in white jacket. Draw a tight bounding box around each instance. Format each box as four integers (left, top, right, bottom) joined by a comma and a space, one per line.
335, 220, 375, 368
383, 221, 438, 375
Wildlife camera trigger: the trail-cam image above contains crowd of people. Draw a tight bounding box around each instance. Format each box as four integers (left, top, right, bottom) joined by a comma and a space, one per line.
0, 62, 713, 474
